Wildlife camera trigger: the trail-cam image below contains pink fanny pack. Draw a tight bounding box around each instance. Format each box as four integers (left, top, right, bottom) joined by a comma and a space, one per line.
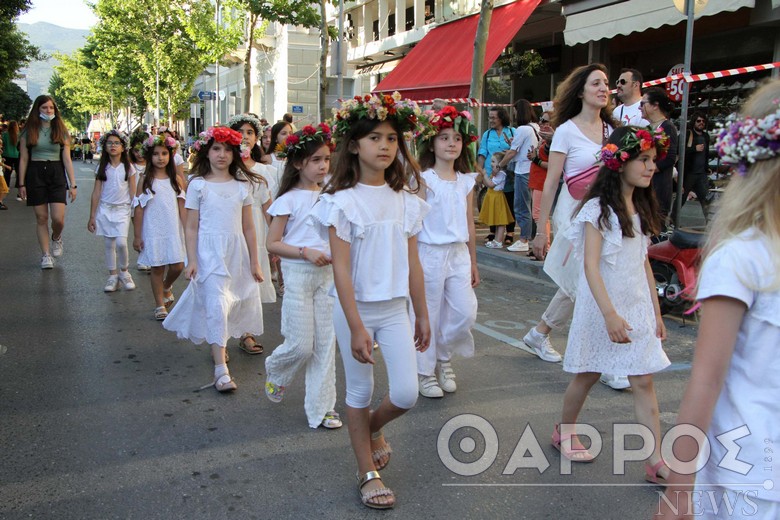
565, 164, 600, 200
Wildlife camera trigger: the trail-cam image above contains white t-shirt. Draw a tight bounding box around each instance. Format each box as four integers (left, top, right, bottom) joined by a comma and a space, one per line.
418, 169, 476, 245
174, 153, 184, 167
509, 123, 539, 175
612, 100, 649, 127
267, 188, 329, 264
97, 163, 135, 205
695, 229, 780, 503
491, 169, 507, 191
309, 183, 430, 302
550, 119, 613, 179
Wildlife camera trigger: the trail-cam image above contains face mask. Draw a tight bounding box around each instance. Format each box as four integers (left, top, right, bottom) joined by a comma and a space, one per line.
39, 112, 56, 122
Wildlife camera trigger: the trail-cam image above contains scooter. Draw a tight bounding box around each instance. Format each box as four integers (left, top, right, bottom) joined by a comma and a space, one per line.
648, 228, 705, 315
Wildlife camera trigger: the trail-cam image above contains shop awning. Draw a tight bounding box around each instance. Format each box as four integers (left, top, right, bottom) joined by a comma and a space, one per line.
563, 0, 755, 46
356, 59, 400, 76
374, 0, 541, 101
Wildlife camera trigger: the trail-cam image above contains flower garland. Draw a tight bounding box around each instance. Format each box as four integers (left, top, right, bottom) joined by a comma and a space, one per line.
418, 106, 479, 143
716, 109, 780, 175
280, 123, 333, 158
192, 126, 243, 152
332, 91, 423, 138
98, 129, 129, 151
227, 113, 262, 135
598, 127, 670, 171
141, 134, 179, 153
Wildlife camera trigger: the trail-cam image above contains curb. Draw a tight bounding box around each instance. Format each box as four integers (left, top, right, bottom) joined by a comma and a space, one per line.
476, 245, 553, 283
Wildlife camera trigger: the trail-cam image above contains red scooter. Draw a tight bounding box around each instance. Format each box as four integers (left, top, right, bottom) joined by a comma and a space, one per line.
648, 228, 705, 315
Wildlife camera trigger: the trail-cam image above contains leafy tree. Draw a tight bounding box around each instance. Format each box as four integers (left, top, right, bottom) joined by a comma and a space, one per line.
48, 72, 90, 131
0, 19, 44, 85
0, 80, 32, 120
469, 0, 493, 102
53, 51, 113, 116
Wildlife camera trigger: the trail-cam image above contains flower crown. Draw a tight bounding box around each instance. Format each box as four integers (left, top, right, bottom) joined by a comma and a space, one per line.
99, 130, 129, 151
716, 109, 780, 175
418, 106, 479, 143
598, 127, 670, 171
142, 134, 178, 153
227, 113, 262, 135
280, 123, 333, 158
192, 126, 243, 152
332, 91, 423, 138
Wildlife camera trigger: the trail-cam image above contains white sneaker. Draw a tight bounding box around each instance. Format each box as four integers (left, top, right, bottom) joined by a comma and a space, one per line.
485, 240, 503, 249
51, 237, 63, 258
506, 241, 530, 252
418, 374, 444, 398
40, 254, 54, 270
104, 275, 119, 292
522, 328, 562, 363
600, 374, 631, 390
137, 263, 151, 272
119, 271, 136, 290
435, 361, 457, 393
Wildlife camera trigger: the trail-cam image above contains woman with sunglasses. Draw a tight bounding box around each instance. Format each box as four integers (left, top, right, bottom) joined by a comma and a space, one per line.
640, 87, 678, 224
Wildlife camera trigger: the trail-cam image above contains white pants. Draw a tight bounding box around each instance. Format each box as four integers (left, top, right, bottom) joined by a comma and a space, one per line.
104, 236, 129, 271
333, 297, 418, 410
264, 262, 337, 428
416, 242, 478, 376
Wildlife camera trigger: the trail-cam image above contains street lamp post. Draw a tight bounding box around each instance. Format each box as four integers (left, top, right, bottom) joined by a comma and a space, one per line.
673, 0, 708, 229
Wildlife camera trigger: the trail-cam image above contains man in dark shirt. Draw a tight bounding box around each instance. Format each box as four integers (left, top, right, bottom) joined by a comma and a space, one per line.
675, 112, 711, 221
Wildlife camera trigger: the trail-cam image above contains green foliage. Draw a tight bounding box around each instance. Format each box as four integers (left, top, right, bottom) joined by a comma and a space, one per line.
48, 72, 90, 131
185, 0, 246, 64
0, 19, 44, 85
495, 50, 547, 79
242, 0, 320, 28
0, 80, 32, 120
52, 51, 113, 115
0, 0, 32, 19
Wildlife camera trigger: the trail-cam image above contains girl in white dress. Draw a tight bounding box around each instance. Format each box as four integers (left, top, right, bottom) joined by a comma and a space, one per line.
87, 130, 137, 292
554, 126, 671, 477
659, 81, 780, 518
265, 123, 341, 430
129, 129, 151, 273
132, 135, 186, 321
414, 106, 479, 398
163, 126, 265, 393
229, 114, 277, 355
310, 94, 430, 510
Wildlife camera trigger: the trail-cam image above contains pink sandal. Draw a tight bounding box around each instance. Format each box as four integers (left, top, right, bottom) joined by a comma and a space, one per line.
645, 459, 669, 486
551, 423, 595, 463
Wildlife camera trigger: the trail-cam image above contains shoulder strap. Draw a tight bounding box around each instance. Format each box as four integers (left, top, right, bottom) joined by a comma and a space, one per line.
601, 121, 609, 145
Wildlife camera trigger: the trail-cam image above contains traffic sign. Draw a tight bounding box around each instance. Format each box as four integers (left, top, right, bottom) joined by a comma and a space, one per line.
291, 105, 304, 114
198, 90, 216, 101
665, 64, 686, 102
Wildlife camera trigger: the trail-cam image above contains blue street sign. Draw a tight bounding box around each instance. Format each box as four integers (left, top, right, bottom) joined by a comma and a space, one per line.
291, 105, 304, 114
198, 90, 216, 101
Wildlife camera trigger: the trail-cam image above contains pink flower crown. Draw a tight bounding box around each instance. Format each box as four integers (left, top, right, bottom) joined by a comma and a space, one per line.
598, 127, 669, 171
142, 134, 178, 153
192, 126, 243, 152
280, 123, 334, 158
716, 108, 780, 175
419, 106, 479, 143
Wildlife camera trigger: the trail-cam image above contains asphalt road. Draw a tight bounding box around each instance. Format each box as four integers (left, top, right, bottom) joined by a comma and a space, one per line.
0, 161, 699, 520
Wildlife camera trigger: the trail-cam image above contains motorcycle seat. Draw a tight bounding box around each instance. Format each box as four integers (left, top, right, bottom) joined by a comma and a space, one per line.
670, 229, 706, 250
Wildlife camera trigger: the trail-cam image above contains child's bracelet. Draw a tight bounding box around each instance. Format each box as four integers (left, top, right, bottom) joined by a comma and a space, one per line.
299, 246, 305, 258
535, 233, 547, 237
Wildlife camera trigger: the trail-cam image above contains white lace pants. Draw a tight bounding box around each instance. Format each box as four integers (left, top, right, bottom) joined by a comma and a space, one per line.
415, 242, 478, 377
264, 262, 336, 428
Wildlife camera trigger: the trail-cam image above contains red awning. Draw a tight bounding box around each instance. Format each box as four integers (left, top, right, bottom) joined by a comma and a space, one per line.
374, 0, 541, 101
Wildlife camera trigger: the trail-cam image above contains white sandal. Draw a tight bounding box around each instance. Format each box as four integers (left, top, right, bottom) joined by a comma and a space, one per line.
356, 471, 395, 510
321, 411, 342, 429
371, 430, 392, 470
198, 374, 237, 393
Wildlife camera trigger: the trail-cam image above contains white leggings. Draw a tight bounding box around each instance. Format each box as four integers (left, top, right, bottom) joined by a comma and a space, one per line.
104, 236, 129, 271
333, 297, 418, 410
265, 262, 336, 428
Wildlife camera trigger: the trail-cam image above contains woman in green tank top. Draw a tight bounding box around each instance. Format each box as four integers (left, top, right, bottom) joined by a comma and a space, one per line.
18, 95, 78, 270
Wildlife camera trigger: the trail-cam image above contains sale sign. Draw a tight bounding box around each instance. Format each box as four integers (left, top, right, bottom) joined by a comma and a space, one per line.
666, 64, 687, 102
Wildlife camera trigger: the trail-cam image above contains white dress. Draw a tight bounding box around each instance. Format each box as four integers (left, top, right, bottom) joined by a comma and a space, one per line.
248, 163, 276, 303
562, 199, 670, 375
163, 178, 263, 346
134, 178, 186, 267
95, 163, 133, 238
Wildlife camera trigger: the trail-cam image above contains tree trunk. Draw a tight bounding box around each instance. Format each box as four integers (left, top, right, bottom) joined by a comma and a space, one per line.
469, 0, 493, 101
318, 0, 329, 122
243, 14, 258, 114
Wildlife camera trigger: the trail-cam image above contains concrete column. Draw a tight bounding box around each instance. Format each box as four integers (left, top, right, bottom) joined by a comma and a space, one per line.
415, 0, 424, 27
379, 0, 388, 38
274, 24, 289, 122
395, 0, 405, 33
363, 3, 372, 42
435, 0, 443, 22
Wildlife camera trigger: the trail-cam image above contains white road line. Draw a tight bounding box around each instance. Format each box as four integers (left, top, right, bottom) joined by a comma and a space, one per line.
473, 322, 535, 356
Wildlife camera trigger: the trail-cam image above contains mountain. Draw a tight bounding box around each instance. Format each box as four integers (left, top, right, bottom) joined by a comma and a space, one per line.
18, 22, 90, 99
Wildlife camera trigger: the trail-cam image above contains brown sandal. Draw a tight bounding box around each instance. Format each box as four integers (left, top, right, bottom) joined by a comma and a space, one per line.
239, 333, 263, 355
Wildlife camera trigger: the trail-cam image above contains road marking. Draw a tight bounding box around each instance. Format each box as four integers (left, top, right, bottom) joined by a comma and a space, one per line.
473, 323, 535, 356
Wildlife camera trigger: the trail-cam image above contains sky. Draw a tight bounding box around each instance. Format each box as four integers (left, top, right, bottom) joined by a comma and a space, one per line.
18, 0, 97, 30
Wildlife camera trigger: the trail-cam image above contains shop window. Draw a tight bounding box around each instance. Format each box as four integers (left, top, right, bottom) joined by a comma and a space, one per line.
425, 0, 434, 24
388, 13, 395, 36
405, 6, 414, 31
372, 19, 379, 41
